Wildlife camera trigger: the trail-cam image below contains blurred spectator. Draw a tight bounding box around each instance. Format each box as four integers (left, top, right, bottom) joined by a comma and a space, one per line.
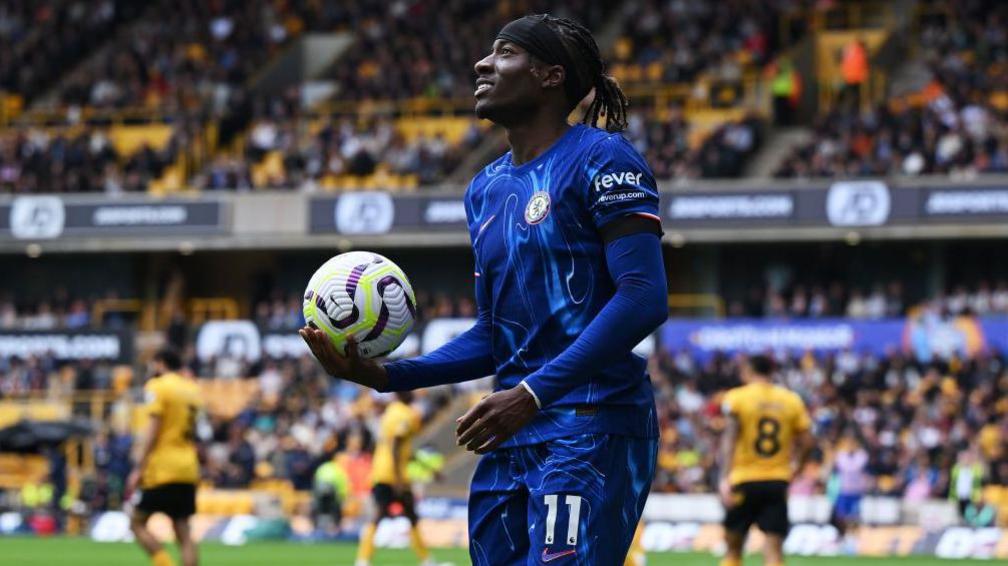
839, 39, 869, 111
950, 447, 986, 518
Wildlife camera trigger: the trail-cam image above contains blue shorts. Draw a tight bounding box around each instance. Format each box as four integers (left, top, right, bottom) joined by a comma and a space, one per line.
833, 493, 862, 522
468, 433, 658, 565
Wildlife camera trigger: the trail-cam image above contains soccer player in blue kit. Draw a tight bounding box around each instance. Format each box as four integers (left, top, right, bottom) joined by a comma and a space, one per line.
300, 14, 667, 565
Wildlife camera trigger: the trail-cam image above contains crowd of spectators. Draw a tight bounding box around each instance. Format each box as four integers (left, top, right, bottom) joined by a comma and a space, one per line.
0, 125, 186, 194
624, 107, 762, 179
2, 280, 1008, 525
4, 278, 1008, 338
317, 0, 613, 102
773, 97, 1008, 179
0, 0, 794, 194
52, 0, 311, 113
1, 292, 105, 331
199, 94, 484, 191
0, 1, 142, 103
608, 0, 796, 85
730, 280, 1008, 319
6, 323, 1007, 521
649, 348, 1008, 508
68, 349, 452, 516
775, 0, 1008, 179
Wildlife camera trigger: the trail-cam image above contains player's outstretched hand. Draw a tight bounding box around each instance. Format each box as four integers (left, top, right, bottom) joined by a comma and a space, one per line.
456, 385, 539, 454
299, 326, 389, 391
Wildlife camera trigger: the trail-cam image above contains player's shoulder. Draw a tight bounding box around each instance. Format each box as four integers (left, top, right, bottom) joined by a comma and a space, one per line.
180, 376, 201, 401
578, 127, 653, 185
722, 384, 746, 409
575, 126, 640, 162
145, 375, 164, 393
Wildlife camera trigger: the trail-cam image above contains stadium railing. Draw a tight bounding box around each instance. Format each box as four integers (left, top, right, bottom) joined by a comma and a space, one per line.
91, 297, 240, 332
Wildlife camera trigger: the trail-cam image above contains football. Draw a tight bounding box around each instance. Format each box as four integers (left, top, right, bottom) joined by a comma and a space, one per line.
302, 251, 417, 359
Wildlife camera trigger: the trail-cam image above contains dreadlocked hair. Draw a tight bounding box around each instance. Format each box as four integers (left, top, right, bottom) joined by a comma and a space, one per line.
542, 15, 629, 132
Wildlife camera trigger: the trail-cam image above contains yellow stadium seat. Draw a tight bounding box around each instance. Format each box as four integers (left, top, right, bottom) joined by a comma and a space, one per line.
394, 116, 481, 145
0, 454, 49, 489
148, 159, 186, 195
252, 151, 285, 188
0, 401, 68, 428
198, 379, 260, 418
108, 124, 175, 156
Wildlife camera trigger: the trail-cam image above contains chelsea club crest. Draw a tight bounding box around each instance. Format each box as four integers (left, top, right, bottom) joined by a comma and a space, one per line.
524, 191, 551, 224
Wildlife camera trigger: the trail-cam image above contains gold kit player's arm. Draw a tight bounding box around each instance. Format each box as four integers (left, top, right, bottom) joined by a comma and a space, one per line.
792, 429, 815, 476
127, 413, 162, 494
718, 412, 739, 503
392, 435, 407, 489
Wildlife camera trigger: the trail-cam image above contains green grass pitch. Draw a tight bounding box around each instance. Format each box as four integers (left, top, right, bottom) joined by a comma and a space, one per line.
0, 537, 989, 566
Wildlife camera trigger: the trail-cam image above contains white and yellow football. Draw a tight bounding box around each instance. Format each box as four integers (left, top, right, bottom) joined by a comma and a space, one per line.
303, 251, 416, 359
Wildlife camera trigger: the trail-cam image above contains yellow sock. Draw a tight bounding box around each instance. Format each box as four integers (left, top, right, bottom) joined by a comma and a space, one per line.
151, 549, 174, 566
357, 523, 376, 562
719, 558, 741, 566
409, 524, 430, 561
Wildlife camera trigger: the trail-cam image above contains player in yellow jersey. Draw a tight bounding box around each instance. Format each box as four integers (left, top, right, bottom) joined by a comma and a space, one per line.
127, 348, 203, 566
624, 521, 646, 566
718, 355, 813, 566
356, 391, 438, 566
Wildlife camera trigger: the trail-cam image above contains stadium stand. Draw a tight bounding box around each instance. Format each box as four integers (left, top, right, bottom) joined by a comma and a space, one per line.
608, 0, 797, 86
0, 1, 144, 105
0, 0, 793, 193
2, 282, 1007, 522
320, 0, 614, 101
775, 0, 1008, 178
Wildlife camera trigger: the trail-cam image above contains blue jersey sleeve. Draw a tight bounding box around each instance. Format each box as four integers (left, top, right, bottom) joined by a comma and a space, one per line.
520, 232, 667, 408
582, 134, 661, 229
382, 189, 496, 390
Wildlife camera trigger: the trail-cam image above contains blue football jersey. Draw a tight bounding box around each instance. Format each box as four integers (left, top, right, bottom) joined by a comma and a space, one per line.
464, 124, 661, 446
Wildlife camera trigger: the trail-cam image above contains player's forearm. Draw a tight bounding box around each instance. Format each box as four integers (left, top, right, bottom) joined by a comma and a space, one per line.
392, 438, 406, 485
521, 232, 667, 408
793, 431, 814, 473
383, 317, 496, 391
134, 418, 160, 471
719, 416, 737, 480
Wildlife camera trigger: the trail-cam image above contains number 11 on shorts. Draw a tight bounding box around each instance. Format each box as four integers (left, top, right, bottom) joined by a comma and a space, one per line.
544, 494, 582, 545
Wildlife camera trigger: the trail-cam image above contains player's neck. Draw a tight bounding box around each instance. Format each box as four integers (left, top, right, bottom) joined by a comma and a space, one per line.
505, 114, 570, 166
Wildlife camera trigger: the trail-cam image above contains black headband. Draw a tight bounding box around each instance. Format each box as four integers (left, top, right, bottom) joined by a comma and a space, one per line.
496, 15, 590, 103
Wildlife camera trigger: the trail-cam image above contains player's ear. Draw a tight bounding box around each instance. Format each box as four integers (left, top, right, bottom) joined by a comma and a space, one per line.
539, 63, 565, 90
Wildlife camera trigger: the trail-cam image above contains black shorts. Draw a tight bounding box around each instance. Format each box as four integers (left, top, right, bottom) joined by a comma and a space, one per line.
372, 483, 417, 522
135, 482, 197, 519
723, 480, 790, 536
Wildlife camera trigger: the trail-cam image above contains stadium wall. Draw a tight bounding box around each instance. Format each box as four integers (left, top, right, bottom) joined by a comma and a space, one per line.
4, 176, 1008, 253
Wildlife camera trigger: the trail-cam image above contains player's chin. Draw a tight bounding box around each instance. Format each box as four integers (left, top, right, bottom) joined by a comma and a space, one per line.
474, 98, 502, 122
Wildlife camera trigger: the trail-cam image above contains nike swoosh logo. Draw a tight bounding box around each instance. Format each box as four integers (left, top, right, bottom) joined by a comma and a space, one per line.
541, 547, 576, 562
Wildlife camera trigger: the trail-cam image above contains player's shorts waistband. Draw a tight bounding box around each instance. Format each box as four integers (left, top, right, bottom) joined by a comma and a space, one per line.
501, 402, 659, 447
